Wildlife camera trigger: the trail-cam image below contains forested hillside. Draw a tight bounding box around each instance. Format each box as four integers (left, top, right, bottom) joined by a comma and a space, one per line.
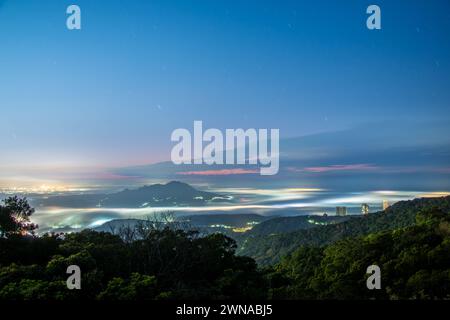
238, 197, 450, 265
242, 215, 351, 237
266, 206, 450, 299
1, 196, 449, 300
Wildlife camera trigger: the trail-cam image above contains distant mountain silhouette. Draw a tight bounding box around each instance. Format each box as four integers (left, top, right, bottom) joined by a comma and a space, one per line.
93, 219, 154, 233
32, 181, 228, 208
244, 215, 352, 237
99, 181, 224, 207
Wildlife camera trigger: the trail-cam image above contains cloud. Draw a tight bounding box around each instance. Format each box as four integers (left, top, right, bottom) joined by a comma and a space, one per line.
176, 168, 260, 176
292, 164, 379, 173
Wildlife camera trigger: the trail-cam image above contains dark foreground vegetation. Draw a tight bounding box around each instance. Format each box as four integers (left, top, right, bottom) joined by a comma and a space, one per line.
0, 196, 449, 300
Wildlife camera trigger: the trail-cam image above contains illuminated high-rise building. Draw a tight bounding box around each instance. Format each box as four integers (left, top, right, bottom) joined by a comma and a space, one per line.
361, 203, 369, 215
336, 206, 347, 216
382, 200, 390, 211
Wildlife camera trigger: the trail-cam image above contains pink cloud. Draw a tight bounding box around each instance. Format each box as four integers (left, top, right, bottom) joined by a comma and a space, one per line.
177, 168, 259, 176
295, 164, 379, 173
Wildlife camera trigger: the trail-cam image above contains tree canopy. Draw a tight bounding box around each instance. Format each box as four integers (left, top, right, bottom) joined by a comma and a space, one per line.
0, 197, 449, 300
0, 196, 37, 238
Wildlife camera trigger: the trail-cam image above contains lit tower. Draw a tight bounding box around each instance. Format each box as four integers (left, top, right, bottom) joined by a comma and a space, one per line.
336, 206, 347, 216
361, 203, 369, 215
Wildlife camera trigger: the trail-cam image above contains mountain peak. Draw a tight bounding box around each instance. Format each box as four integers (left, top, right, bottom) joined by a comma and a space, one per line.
100, 181, 220, 208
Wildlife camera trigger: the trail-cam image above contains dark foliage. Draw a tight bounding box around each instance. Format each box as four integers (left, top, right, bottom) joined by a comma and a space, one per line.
0, 228, 267, 300
0, 196, 38, 237
267, 206, 450, 299
1, 196, 449, 300
238, 196, 450, 265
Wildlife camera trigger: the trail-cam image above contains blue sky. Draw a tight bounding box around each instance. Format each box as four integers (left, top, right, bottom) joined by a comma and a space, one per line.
0, 0, 450, 189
